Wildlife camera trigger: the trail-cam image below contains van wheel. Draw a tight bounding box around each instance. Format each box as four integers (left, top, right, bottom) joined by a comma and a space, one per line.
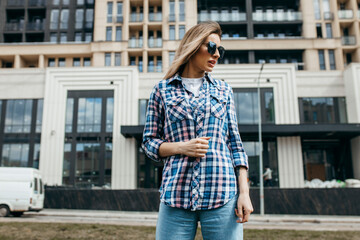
12, 212, 24, 217
0, 205, 10, 217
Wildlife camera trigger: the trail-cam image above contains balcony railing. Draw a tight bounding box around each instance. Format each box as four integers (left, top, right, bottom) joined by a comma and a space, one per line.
148, 38, 162, 48
149, 12, 162, 22
338, 10, 353, 19
28, 0, 45, 7
323, 12, 334, 20
129, 38, 143, 48
5, 22, 24, 31
7, 0, 25, 6
252, 11, 302, 21
130, 13, 143, 22
26, 21, 44, 31
341, 36, 356, 45
198, 12, 246, 22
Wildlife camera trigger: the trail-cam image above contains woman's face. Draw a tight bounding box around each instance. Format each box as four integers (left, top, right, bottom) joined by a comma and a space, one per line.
189, 33, 221, 73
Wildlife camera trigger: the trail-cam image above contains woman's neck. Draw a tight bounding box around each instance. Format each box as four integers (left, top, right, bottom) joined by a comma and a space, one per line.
181, 63, 205, 78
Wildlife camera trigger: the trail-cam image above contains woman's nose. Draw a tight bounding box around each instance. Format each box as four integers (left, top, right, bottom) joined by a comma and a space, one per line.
213, 48, 220, 59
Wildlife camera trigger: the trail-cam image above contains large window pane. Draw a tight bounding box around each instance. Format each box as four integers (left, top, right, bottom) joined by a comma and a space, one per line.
106, 98, 114, 132
50, 10, 59, 30
5, 99, 33, 133
104, 143, 112, 187
169, 0, 175, 21
75, 143, 100, 187
65, 98, 74, 132
107, 2, 113, 23
313, 0, 321, 20
329, 50, 336, 70
75, 9, 84, 29
77, 98, 102, 132
139, 99, 149, 125
326, 23, 332, 38
106, 26, 112, 41
60, 9, 69, 30
36, 99, 43, 133
62, 143, 72, 185
116, 2, 123, 22
318, 50, 325, 70
169, 51, 175, 66
179, 25, 185, 39
33, 143, 40, 169
169, 25, 175, 40
1, 144, 29, 167
105, 53, 111, 66
86, 9, 94, 28
179, 0, 185, 21
116, 26, 122, 41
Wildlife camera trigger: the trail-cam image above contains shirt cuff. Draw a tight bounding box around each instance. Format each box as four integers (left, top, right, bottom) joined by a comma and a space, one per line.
142, 139, 166, 162
232, 151, 249, 170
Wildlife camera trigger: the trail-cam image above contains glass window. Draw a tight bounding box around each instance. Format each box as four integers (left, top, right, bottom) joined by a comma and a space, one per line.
60, 9, 69, 30
84, 58, 91, 67
75, 32, 82, 42
85, 9, 94, 28
179, 0, 185, 21
62, 143, 71, 185
322, 0, 330, 13
58, 58, 66, 67
53, 0, 60, 5
328, 50, 336, 70
33, 143, 40, 169
60, 33, 67, 43
5, 100, 33, 133
50, 10, 59, 30
1, 144, 29, 167
63, 0, 69, 5
73, 58, 81, 67
139, 99, 149, 125
48, 58, 56, 67
107, 2, 113, 23
0, 101, 2, 121
114, 53, 121, 66
104, 143, 112, 187
148, 56, 154, 72
326, 23, 332, 38
316, 23, 322, 38
169, 51, 175, 65
87, 0, 94, 4
75, 143, 100, 186
169, 0, 175, 21
106, 98, 114, 132
106, 26, 112, 41
85, 32, 92, 42
36, 99, 43, 133
105, 53, 111, 66
169, 25, 175, 40
50, 33, 57, 43
75, 9, 84, 29
65, 98, 74, 133
77, 0, 84, 5
318, 50, 325, 70
179, 25, 185, 39
156, 56, 162, 72
115, 26, 122, 41
313, 0, 321, 20
117, 2, 123, 22
299, 97, 347, 124
77, 98, 102, 132
138, 57, 143, 72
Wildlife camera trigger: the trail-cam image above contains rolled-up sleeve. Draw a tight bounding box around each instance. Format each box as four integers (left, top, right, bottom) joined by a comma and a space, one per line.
226, 88, 249, 170
142, 85, 166, 162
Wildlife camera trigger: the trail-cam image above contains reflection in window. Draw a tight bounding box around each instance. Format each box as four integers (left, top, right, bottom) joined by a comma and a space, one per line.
63, 143, 71, 185
75, 9, 84, 29
85, 9, 94, 28
139, 99, 149, 125
106, 98, 114, 132
5, 99, 33, 133
60, 9, 69, 30
50, 10, 59, 29
299, 97, 347, 124
65, 98, 74, 133
77, 98, 102, 132
105, 53, 111, 66
1, 144, 29, 167
104, 143, 112, 187
75, 143, 100, 187
36, 100, 43, 133
33, 143, 40, 169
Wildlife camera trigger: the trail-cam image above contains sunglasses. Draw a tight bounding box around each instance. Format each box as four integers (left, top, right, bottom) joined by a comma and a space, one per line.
206, 41, 225, 59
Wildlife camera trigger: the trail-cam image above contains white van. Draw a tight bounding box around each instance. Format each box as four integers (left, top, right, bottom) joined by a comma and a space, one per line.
0, 167, 44, 217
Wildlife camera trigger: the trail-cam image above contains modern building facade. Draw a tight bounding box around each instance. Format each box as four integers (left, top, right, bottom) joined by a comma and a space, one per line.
0, 0, 360, 189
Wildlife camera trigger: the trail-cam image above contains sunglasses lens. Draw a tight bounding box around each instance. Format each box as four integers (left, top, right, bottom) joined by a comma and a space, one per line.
207, 42, 217, 55
218, 46, 225, 59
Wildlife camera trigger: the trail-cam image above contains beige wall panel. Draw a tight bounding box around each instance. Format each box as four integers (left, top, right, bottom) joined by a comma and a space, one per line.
344, 63, 360, 123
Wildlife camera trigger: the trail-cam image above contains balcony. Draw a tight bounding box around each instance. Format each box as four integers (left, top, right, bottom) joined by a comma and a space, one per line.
129, 38, 143, 48
252, 11, 302, 22
323, 12, 334, 20
148, 38, 162, 48
338, 10, 353, 19
5, 22, 24, 31
130, 13, 143, 22
26, 21, 44, 31
28, 0, 45, 7
149, 12, 162, 22
341, 36, 356, 45
7, 0, 25, 6
198, 11, 246, 22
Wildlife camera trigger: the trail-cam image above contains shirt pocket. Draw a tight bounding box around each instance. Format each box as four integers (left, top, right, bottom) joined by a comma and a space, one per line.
210, 93, 227, 119
166, 96, 190, 122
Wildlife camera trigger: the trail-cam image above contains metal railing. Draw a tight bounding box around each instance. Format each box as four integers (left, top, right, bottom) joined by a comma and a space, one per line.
28, 0, 45, 7
323, 12, 334, 20
341, 36, 356, 45
148, 38, 162, 48
149, 12, 162, 22
338, 10, 353, 19
252, 11, 302, 21
128, 38, 143, 48
26, 21, 44, 31
7, 0, 25, 6
198, 12, 246, 22
130, 13, 143, 22
5, 22, 24, 31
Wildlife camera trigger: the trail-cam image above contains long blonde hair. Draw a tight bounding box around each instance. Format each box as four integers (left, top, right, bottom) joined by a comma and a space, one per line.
164, 21, 222, 80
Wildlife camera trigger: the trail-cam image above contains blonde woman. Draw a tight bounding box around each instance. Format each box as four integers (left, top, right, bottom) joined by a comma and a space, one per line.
142, 21, 253, 240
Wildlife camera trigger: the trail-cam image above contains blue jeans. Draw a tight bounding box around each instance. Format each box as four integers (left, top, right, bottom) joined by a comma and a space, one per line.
156, 196, 243, 240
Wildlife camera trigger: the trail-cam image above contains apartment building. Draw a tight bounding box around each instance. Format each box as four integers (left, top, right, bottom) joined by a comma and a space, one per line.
0, 0, 359, 189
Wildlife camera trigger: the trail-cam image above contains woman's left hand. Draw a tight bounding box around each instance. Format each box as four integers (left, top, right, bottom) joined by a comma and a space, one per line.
235, 193, 253, 223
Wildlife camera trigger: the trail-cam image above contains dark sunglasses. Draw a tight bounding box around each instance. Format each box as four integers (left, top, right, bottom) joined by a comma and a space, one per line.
207, 41, 225, 59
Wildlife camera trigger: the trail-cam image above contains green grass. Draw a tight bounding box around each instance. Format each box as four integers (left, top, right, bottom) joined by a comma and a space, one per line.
0, 222, 359, 240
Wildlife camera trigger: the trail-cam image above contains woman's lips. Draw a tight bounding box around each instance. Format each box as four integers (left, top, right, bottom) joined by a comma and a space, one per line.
208, 60, 216, 67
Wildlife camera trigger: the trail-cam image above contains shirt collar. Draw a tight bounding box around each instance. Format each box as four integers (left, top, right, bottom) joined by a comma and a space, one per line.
168, 72, 218, 89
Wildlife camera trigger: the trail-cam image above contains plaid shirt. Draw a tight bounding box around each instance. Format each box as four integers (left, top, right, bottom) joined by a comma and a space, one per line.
142, 73, 248, 211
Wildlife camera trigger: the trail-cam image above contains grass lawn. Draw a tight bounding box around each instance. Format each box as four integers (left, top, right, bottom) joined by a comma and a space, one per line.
0, 222, 359, 240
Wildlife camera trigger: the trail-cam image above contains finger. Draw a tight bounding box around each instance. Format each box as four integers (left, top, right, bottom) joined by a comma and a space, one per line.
196, 139, 210, 145
235, 209, 242, 223
199, 137, 211, 140
196, 144, 209, 149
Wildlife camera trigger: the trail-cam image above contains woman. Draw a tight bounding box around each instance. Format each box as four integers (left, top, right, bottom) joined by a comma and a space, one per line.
142, 21, 253, 240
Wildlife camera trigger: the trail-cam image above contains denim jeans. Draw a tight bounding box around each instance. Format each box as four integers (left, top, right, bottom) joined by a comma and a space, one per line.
156, 196, 243, 240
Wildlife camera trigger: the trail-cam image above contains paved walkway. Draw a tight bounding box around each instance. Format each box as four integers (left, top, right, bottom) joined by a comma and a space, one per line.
1, 209, 360, 231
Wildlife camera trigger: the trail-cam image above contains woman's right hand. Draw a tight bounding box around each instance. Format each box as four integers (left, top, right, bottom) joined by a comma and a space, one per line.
179, 137, 210, 158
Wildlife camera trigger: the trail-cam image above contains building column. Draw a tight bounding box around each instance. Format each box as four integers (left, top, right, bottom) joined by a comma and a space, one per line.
38, 54, 45, 68
14, 55, 21, 69
277, 136, 304, 188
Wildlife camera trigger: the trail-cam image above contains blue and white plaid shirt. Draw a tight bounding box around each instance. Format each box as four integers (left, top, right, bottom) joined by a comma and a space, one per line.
142, 73, 248, 211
